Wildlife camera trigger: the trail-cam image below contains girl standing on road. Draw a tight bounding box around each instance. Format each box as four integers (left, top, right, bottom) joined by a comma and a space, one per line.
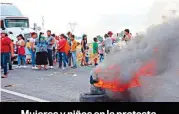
35, 32, 48, 70
17, 35, 27, 68
81, 34, 87, 66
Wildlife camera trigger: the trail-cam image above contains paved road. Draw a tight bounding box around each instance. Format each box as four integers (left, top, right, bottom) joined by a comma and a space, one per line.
1, 91, 35, 102
1, 65, 93, 102
2, 64, 179, 102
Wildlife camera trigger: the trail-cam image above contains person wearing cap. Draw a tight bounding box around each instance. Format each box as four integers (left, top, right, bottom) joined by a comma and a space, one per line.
1, 30, 14, 78
108, 31, 113, 37
103, 32, 113, 54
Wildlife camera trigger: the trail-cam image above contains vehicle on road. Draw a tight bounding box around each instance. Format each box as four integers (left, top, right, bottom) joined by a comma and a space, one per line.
0, 2, 36, 63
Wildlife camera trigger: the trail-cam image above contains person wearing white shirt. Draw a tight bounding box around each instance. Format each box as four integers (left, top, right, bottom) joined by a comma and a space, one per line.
30, 32, 38, 69
103, 33, 113, 54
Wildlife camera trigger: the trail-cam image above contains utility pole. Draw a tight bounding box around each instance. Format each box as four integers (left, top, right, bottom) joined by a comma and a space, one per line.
68, 22, 77, 33
42, 16, 45, 30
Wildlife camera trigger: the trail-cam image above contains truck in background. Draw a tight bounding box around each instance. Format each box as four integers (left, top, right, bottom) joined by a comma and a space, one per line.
0, 3, 36, 64
0, 3, 36, 41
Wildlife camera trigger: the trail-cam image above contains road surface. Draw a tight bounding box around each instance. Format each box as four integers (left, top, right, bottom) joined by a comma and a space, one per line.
1, 65, 93, 102
1, 64, 179, 102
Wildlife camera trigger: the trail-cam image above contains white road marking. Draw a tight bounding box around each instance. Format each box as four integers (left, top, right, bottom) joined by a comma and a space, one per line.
0, 88, 50, 102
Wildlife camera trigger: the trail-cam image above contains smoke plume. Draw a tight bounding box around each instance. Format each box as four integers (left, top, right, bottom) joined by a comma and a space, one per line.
95, 18, 179, 101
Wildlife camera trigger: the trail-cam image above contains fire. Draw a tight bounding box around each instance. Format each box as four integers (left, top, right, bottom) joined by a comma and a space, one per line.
94, 60, 156, 92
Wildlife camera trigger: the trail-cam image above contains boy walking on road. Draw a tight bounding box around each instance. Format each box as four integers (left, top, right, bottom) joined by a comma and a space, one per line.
93, 37, 98, 66
70, 35, 77, 68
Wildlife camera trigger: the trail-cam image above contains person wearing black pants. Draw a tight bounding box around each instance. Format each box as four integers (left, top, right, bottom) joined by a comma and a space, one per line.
67, 32, 72, 66
47, 49, 53, 66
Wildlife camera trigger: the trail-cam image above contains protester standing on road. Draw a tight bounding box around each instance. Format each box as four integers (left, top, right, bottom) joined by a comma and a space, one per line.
17, 35, 26, 68
1, 31, 14, 78
58, 34, 67, 69
98, 39, 104, 62
104, 33, 113, 54
85, 46, 90, 65
35, 32, 48, 70
93, 37, 98, 66
81, 34, 87, 66
67, 32, 72, 67
30, 32, 37, 69
55, 35, 60, 63
51, 34, 57, 65
47, 30, 55, 69
70, 34, 77, 68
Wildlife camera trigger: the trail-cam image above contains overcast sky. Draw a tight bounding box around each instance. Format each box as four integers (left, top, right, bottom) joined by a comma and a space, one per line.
3, 0, 177, 38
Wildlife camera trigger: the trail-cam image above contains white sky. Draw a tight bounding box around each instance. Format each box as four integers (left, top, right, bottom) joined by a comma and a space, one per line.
2, 0, 157, 38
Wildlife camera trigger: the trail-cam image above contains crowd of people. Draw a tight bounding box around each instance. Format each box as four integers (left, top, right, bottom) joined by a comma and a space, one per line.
0, 29, 132, 78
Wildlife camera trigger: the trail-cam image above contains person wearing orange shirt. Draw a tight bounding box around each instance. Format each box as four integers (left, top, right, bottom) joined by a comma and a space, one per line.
70, 35, 77, 68
58, 34, 68, 69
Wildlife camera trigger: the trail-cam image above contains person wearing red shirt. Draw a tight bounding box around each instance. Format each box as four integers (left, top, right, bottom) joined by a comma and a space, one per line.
0, 31, 14, 78
58, 34, 67, 69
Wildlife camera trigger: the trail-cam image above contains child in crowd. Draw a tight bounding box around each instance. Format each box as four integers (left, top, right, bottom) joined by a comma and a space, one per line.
26, 40, 31, 64
98, 40, 104, 62
85, 46, 90, 65
93, 37, 98, 66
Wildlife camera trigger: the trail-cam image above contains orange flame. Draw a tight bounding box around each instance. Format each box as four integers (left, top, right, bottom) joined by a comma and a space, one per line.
94, 60, 156, 92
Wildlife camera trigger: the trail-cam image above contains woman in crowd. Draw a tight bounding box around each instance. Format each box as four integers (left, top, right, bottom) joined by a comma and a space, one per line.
35, 32, 48, 70
17, 34, 26, 68
81, 34, 87, 66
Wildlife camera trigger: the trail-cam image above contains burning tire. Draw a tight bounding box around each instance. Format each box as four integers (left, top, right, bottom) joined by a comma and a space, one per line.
105, 87, 142, 102
79, 92, 109, 102
90, 85, 105, 95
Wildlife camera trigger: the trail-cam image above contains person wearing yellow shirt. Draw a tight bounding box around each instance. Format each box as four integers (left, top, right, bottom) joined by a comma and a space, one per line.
26, 40, 31, 50
70, 35, 77, 69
